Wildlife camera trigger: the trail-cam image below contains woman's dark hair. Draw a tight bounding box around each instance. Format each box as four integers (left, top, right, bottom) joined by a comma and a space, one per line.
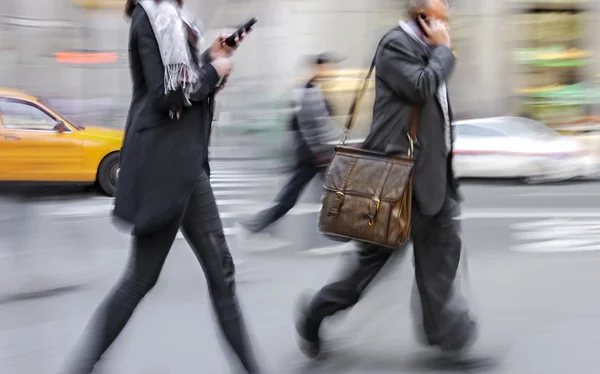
125, 0, 183, 18
124, 0, 136, 18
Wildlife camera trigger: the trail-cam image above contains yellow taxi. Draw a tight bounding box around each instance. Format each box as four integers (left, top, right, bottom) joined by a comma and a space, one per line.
0, 89, 123, 196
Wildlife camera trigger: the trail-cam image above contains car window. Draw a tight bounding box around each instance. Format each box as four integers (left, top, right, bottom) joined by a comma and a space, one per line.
0, 99, 58, 131
454, 124, 505, 138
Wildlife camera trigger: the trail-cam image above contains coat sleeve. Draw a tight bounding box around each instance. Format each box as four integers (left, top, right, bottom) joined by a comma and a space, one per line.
377, 33, 456, 104
134, 9, 186, 114
189, 50, 220, 102
200, 49, 212, 65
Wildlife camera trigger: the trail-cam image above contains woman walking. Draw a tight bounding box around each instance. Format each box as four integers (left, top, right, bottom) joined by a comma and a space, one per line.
62, 0, 260, 373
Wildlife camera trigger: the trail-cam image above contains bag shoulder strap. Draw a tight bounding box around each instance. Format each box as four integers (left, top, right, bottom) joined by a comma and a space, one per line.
342, 27, 421, 145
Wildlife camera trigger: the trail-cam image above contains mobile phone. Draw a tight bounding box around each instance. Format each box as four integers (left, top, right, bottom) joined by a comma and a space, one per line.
224, 17, 257, 47
416, 13, 430, 35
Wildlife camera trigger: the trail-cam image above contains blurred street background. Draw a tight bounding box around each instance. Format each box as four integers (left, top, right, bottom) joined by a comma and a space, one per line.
3, 0, 600, 373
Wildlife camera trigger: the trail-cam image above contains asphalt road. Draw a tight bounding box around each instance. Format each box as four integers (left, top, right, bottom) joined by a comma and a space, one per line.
1, 162, 600, 374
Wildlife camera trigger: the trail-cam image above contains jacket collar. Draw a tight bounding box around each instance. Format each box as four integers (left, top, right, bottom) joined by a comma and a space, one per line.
399, 20, 429, 48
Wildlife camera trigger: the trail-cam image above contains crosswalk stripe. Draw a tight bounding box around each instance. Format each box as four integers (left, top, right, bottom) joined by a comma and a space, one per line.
175, 226, 240, 240
38, 202, 323, 218
296, 243, 355, 257
213, 190, 269, 196
211, 182, 269, 188
210, 176, 278, 182
217, 199, 260, 206
28, 162, 295, 220
210, 171, 275, 175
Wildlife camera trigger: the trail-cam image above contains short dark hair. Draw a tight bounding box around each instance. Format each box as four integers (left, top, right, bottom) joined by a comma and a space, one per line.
125, 0, 184, 18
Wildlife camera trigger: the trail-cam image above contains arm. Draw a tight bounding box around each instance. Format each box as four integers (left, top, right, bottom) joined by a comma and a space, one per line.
377, 34, 456, 104
135, 10, 185, 114
296, 88, 340, 157
200, 49, 212, 65
189, 49, 221, 102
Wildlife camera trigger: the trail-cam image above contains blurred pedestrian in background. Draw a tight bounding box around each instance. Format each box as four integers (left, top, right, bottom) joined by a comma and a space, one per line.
238, 53, 344, 249
61, 0, 261, 373
295, 0, 486, 367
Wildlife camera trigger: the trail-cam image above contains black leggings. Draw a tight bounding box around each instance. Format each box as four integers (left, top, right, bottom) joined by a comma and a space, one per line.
64, 176, 260, 373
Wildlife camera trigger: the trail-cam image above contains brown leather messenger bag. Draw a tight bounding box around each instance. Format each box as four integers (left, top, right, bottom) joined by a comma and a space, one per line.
317, 40, 420, 249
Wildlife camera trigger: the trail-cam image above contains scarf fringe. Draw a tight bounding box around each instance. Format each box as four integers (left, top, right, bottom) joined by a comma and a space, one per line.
164, 63, 198, 93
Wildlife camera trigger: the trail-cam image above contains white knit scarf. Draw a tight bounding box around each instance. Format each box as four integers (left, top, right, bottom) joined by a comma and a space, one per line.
138, 0, 199, 111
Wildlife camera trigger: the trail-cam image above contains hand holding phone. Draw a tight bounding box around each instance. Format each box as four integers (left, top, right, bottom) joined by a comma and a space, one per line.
418, 15, 450, 48
225, 17, 257, 47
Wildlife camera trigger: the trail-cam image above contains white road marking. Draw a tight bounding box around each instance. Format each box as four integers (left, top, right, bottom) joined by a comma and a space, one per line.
38, 202, 600, 221
175, 227, 240, 240
213, 190, 269, 196
297, 243, 356, 257
211, 181, 268, 188
514, 192, 600, 197
219, 204, 322, 219
458, 210, 600, 219
46, 205, 113, 216
209, 176, 278, 182
40, 202, 323, 218
209, 170, 275, 175
216, 199, 259, 206
510, 218, 600, 253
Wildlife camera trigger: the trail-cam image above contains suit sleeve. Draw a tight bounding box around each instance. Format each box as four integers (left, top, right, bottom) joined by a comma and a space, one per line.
135, 10, 185, 114
377, 35, 455, 104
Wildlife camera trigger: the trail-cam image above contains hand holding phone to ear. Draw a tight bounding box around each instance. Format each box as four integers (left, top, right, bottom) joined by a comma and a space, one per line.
418, 17, 451, 48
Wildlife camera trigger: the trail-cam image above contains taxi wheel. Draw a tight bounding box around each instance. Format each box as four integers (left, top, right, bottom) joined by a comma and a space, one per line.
98, 152, 119, 197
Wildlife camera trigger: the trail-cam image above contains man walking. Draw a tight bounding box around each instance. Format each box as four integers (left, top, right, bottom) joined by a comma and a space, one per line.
239, 53, 344, 248
295, 0, 481, 363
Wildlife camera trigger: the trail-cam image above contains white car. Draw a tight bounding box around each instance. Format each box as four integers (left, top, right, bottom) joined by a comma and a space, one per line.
452, 116, 598, 182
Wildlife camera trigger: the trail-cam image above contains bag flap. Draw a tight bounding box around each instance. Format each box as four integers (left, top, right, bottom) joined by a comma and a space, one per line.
323, 148, 414, 201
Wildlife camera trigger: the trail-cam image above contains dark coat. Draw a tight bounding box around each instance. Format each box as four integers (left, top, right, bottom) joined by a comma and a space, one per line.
361, 26, 459, 216
113, 4, 221, 235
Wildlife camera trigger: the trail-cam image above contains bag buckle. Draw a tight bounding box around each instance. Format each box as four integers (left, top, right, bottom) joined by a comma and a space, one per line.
407, 133, 417, 158
368, 198, 380, 226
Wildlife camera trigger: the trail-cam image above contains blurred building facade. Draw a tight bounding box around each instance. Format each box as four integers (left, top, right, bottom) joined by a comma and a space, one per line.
0, 0, 598, 129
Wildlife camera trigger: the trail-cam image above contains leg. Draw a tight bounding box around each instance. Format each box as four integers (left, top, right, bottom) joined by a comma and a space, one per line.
297, 242, 401, 356
411, 194, 477, 352
246, 164, 318, 233
181, 177, 260, 374
63, 220, 180, 373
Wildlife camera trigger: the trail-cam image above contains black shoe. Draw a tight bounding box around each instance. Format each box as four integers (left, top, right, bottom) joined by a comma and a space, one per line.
293, 292, 321, 359
436, 320, 497, 370
440, 316, 478, 353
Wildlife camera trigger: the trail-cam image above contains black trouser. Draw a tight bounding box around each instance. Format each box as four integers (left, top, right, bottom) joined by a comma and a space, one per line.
247, 162, 324, 233
303, 190, 476, 351
63, 174, 260, 373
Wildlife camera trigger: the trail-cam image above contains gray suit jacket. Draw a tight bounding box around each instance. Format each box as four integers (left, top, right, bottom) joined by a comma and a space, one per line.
362, 26, 459, 216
